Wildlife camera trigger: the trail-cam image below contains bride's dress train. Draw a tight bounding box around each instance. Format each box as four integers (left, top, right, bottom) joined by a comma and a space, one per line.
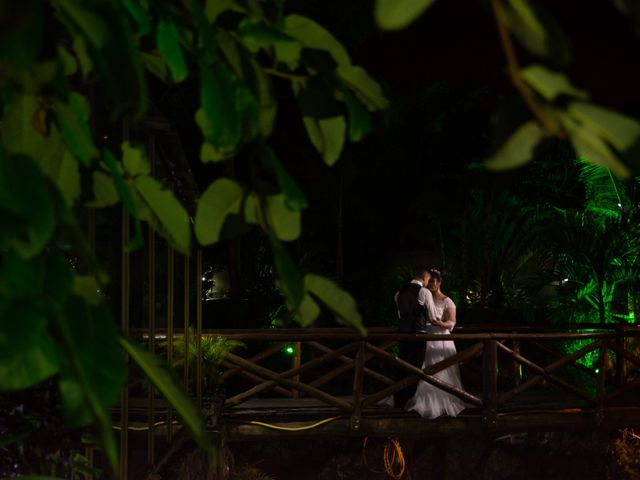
406, 321, 468, 419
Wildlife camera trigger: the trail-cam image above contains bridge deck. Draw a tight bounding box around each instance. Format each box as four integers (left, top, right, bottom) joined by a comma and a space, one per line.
220, 388, 640, 440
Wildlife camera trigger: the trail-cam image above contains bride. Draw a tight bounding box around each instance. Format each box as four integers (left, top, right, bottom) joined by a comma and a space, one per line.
406, 269, 469, 419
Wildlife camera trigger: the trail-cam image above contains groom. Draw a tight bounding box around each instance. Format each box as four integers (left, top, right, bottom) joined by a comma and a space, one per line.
394, 266, 437, 408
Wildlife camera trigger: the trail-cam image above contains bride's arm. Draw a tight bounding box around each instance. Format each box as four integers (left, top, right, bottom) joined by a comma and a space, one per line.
434, 306, 456, 330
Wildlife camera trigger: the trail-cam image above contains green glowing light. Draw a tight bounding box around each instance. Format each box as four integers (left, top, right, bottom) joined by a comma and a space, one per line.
595, 369, 600, 374
284, 345, 295, 355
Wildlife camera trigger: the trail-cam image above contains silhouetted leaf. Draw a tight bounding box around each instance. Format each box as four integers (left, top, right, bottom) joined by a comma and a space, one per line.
484, 121, 547, 170
195, 178, 244, 245
567, 102, 640, 152
305, 274, 365, 334
521, 65, 588, 101
375, 0, 436, 31
561, 114, 631, 179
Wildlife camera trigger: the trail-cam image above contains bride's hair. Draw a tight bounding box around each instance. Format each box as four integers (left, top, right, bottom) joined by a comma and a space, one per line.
429, 268, 443, 281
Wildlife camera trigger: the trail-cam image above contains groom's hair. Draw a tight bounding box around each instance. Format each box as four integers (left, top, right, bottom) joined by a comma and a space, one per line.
413, 266, 430, 279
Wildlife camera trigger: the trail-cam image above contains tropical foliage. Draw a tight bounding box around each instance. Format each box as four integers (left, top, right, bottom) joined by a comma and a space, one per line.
0, 0, 382, 473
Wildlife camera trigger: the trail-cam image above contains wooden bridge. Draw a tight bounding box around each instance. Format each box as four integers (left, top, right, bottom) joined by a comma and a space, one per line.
120, 324, 640, 477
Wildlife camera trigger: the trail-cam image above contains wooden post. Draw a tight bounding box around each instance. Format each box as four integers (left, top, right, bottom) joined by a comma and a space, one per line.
615, 326, 627, 387
483, 339, 498, 427
512, 339, 522, 387
350, 341, 365, 430
596, 340, 607, 426
292, 341, 301, 398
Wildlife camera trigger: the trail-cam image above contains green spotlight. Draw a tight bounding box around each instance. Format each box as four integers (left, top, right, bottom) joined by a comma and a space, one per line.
284, 345, 295, 355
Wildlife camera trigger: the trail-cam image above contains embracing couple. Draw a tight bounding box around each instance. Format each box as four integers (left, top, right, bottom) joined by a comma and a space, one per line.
394, 267, 468, 419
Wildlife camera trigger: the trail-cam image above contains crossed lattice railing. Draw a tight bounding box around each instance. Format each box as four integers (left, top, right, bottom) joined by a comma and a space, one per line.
211, 326, 640, 429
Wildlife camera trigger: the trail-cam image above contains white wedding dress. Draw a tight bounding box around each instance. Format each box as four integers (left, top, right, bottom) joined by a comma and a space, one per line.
406, 296, 469, 419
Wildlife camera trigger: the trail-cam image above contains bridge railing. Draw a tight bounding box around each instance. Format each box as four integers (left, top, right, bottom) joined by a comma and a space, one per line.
208, 325, 640, 429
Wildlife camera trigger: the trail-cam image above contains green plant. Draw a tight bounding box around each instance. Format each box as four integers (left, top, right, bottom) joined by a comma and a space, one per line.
170, 331, 245, 392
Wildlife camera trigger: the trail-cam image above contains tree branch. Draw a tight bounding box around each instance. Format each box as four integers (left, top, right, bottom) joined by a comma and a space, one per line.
490, 0, 565, 139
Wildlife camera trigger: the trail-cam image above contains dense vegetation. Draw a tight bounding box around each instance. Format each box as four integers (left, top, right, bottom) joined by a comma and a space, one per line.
2, 0, 640, 477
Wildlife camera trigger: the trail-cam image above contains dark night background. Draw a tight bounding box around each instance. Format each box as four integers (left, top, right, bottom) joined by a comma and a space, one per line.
130, 0, 640, 328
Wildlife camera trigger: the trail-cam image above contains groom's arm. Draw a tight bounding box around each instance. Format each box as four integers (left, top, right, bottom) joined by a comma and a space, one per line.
419, 288, 438, 323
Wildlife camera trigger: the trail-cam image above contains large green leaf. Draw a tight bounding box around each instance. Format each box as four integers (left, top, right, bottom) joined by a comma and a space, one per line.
270, 234, 304, 309
561, 114, 631, 179
122, 0, 151, 35
295, 293, 321, 327
103, 148, 143, 250
266, 194, 301, 241
374, 0, 436, 31
89, 171, 120, 207
122, 141, 150, 177
0, 151, 55, 257
0, 0, 45, 68
195, 178, 244, 245
337, 65, 389, 111
567, 102, 640, 152
305, 274, 365, 334
58, 298, 126, 428
503, 0, 546, 57
239, 18, 299, 57
134, 176, 191, 252
250, 59, 277, 137
502, 0, 572, 67
199, 62, 242, 148
205, 0, 244, 22
157, 20, 188, 83
484, 121, 547, 170
0, 327, 59, 391
521, 65, 588, 102
56, 0, 148, 119
302, 116, 346, 166
52, 92, 98, 166
120, 336, 213, 453
263, 147, 308, 211
54, 296, 121, 472
0, 94, 65, 164
283, 14, 350, 66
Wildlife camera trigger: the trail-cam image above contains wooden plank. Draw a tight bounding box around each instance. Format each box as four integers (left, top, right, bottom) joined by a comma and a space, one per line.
225, 342, 359, 406
224, 352, 353, 411
363, 343, 482, 407
221, 342, 287, 382
496, 342, 596, 406
307, 340, 395, 388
